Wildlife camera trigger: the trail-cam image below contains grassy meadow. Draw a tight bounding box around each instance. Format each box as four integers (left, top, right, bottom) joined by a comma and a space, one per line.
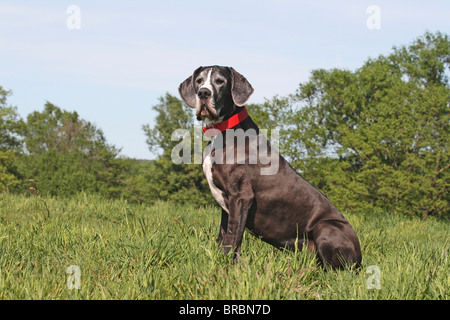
0, 193, 448, 300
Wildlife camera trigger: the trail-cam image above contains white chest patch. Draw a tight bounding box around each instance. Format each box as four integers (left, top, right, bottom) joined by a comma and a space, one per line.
203, 153, 229, 213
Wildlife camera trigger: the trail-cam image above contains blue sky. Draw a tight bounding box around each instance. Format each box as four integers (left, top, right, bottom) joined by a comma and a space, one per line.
1, 0, 449, 159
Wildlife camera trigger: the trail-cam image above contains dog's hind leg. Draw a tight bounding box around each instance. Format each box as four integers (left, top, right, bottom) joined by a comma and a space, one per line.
313, 220, 362, 269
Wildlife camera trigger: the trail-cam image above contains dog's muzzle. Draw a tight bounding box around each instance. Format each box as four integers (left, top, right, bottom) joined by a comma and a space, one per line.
196, 88, 217, 121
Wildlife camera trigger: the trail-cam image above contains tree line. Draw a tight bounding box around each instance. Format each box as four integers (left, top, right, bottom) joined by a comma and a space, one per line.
1, 32, 448, 217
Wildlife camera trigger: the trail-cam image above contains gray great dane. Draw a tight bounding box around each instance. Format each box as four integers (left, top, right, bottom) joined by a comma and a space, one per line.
179, 65, 362, 269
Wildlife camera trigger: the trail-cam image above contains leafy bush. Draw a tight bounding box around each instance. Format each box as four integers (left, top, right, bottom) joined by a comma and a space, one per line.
278, 32, 449, 217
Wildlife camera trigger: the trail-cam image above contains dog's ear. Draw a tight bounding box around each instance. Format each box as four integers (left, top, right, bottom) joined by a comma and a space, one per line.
178, 66, 203, 109
228, 67, 254, 106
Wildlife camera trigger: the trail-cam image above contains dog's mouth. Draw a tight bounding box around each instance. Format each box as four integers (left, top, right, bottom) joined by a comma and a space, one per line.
196, 101, 217, 121
200, 103, 210, 116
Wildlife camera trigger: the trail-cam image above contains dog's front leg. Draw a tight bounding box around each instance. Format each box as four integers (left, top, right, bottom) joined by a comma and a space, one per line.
217, 208, 228, 245
221, 196, 253, 261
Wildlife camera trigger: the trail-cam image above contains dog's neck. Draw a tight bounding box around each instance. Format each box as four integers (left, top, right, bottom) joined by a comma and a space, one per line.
204, 106, 260, 152
202, 106, 259, 137
227, 108, 259, 133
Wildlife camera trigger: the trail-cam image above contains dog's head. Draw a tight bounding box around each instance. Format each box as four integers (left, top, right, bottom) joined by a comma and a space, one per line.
178, 66, 254, 124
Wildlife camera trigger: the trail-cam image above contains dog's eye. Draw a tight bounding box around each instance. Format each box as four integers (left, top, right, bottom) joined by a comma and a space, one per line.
196, 78, 203, 85
215, 79, 224, 85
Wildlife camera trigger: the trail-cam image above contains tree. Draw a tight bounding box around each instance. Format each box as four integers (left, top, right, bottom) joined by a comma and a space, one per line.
0, 87, 25, 192
143, 93, 195, 159
25, 102, 114, 156
289, 31, 449, 217
23, 102, 123, 197
140, 93, 213, 206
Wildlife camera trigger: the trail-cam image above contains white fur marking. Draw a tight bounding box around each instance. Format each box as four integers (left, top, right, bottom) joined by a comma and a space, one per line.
203, 152, 229, 213
200, 69, 213, 94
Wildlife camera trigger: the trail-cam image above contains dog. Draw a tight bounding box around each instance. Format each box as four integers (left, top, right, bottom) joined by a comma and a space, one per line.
179, 65, 362, 269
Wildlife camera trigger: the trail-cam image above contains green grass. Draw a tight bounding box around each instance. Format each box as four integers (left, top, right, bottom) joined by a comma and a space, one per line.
0, 193, 448, 299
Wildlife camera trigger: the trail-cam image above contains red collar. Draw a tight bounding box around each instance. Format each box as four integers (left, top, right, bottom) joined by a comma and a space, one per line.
202, 107, 249, 137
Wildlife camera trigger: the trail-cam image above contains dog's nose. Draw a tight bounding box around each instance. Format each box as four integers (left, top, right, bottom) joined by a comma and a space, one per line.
198, 88, 211, 99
